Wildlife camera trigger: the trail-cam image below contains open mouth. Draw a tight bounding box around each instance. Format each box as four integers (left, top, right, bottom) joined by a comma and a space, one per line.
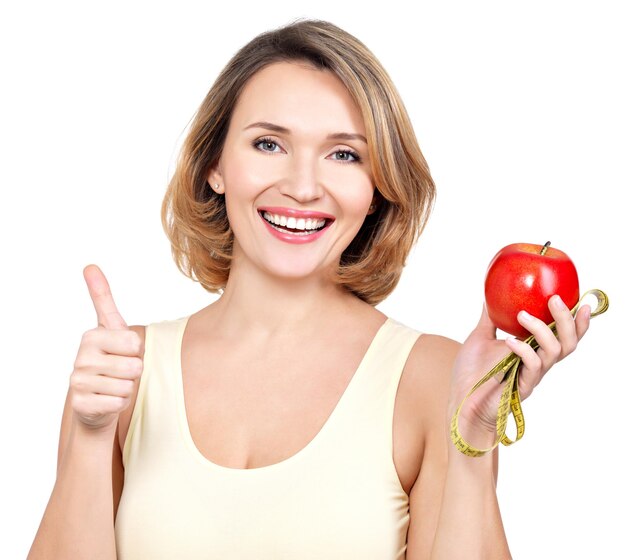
258, 210, 334, 236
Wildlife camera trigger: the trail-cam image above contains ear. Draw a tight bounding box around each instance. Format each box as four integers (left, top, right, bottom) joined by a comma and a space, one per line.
206, 161, 224, 191
366, 189, 381, 215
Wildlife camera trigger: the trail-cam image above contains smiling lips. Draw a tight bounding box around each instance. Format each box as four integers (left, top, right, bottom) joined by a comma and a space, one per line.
257, 206, 335, 244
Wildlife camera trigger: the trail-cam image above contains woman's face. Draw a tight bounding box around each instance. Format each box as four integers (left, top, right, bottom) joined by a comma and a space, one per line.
209, 61, 376, 282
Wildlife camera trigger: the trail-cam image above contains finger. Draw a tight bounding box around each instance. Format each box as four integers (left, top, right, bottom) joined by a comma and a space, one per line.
74, 352, 143, 380
516, 309, 562, 368
93, 377, 136, 398
547, 294, 578, 357
575, 304, 592, 340
475, 302, 497, 340
73, 393, 129, 424
73, 372, 136, 397
95, 354, 143, 380
83, 264, 128, 330
82, 328, 144, 357
505, 337, 543, 399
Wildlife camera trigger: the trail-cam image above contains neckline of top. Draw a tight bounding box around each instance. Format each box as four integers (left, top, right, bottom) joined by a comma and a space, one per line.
173, 314, 393, 475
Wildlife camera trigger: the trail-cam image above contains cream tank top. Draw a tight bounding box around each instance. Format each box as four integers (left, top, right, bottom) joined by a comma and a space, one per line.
115, 314, 422, 559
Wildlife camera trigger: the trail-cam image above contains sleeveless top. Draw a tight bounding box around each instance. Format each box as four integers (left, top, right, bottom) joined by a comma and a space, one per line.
115, 314, 422, 559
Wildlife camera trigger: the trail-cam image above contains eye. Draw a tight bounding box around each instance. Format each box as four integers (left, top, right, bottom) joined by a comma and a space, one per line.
331, 149, 362, 164
252, 137, 282, 154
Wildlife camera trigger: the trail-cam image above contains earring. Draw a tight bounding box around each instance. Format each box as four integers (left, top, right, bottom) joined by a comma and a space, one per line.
214, 183, 222, 193
369, 186, 378, 213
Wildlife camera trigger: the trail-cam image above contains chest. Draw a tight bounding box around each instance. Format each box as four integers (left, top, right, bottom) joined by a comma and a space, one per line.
180, 333, 423, 495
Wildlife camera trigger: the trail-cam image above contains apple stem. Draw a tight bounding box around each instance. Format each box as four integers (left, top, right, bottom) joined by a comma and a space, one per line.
540, 241, 551, 255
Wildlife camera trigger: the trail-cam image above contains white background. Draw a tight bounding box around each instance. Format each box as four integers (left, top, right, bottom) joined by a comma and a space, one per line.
2, 1, 623, 558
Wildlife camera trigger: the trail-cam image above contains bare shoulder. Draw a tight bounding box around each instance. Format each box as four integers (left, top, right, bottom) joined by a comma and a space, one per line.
407, 332, 461, 372
117, 324, 146, 453
400, 333, 462, 432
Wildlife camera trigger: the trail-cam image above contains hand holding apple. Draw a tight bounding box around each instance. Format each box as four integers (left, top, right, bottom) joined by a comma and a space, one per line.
449, 241, 609, 457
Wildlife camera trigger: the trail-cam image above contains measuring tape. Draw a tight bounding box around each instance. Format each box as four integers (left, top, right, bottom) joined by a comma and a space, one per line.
450, 288, 610, 457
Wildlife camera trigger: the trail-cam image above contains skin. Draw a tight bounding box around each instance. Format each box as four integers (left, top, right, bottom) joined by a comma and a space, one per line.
38, 60, 594, 559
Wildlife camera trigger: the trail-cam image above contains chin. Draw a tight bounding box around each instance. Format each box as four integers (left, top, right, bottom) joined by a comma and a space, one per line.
260, 256, 337, 282
265, 265, 326, 281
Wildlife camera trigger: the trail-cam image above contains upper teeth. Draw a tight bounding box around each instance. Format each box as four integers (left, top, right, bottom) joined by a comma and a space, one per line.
262, 211, 326, 230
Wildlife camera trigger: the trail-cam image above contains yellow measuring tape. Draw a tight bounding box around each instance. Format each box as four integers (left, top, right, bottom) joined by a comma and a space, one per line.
450, 288, 610, 457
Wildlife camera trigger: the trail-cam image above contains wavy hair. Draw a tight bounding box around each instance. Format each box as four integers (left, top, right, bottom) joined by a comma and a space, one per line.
161, 18, 436, 306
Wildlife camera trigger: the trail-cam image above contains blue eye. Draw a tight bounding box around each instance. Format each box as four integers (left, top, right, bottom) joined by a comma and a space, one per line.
254, 137, 282, 154
331, 149, 361, 163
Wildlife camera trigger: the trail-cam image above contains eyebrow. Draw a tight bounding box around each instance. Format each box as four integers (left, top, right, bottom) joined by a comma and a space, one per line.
243, 121, 367, 144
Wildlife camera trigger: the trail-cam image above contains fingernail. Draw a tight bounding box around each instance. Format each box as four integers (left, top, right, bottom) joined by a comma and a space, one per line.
519, 310, 532, 322
552, 294, 566, 309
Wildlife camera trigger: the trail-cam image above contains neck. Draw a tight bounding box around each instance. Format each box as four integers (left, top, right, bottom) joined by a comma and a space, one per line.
207, 249, 358, 341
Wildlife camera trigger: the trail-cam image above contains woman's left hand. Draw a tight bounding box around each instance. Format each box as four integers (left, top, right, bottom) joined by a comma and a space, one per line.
448, 294, 593, 442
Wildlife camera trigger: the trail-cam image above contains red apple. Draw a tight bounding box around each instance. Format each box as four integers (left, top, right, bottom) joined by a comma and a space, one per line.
484, 241, 580, 338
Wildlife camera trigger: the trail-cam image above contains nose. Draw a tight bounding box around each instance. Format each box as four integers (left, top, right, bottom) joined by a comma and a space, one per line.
276, 151, 324, 204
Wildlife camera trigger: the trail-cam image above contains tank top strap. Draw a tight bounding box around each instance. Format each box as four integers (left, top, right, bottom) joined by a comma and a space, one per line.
348, 316, 423, 404
122, 315, 188, 468
317, 316, 423, 472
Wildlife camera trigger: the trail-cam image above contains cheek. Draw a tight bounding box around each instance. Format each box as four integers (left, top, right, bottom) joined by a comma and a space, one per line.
226, 147, 280, 189
339, 180, 375, 217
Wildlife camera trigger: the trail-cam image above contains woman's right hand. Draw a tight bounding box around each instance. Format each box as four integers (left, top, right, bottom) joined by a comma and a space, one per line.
69, 264, 144, 433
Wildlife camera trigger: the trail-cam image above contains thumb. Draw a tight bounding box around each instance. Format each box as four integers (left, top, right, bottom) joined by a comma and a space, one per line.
83, 264, 128, 330
473, 302, 497, 340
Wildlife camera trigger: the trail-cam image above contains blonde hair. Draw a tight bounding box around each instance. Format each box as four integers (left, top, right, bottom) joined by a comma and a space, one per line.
161, 18, 436, 306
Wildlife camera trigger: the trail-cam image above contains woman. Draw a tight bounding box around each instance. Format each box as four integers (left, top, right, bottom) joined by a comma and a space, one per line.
28, 18, 592, 559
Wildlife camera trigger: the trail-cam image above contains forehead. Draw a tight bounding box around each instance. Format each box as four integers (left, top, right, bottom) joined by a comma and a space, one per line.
230, 61, 365, 134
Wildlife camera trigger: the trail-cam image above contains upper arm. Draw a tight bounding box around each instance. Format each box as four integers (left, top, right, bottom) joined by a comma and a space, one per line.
56, 324, 146, 522
404, 334, 500, 559
404, 334, 460, 560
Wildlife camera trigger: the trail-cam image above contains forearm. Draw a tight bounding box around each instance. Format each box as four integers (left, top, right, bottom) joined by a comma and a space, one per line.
430, 434, 512, 560
27, 417, 117, 560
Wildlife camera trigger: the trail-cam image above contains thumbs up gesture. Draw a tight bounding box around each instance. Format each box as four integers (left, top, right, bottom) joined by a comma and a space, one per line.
69, 265, 144, 432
